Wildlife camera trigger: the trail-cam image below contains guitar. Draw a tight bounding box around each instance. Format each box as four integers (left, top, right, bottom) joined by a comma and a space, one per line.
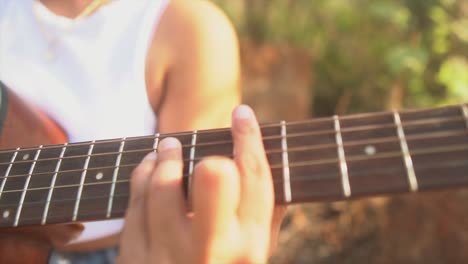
0, 84, 468, 263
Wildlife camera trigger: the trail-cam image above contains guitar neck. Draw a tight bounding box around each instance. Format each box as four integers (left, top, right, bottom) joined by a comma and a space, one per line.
0, 104, 467, 228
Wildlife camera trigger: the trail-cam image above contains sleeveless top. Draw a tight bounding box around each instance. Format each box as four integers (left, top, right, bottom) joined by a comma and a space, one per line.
0, 0, 169, 243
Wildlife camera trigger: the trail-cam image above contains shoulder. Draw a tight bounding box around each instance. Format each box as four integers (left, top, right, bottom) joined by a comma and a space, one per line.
151, 0, 239, 68
160, 0, 237, 45
145, 0, 240, 116
145, 0, 240, 132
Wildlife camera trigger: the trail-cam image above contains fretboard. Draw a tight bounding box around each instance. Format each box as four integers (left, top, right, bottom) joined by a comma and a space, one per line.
0, 104, 467, 228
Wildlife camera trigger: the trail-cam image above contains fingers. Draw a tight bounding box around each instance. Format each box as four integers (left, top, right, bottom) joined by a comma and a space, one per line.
147, 138, 188, 247
192, 157, 240, 243
231, 105, 274, 226
130, 152, 157, 207
120, 152, 157, 255
119, 106, 283, 264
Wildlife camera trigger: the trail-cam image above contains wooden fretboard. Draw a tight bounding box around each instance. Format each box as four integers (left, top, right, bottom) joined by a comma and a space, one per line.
0, 104, 467, 228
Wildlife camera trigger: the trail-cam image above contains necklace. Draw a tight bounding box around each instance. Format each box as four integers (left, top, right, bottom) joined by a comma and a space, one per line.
74, 0, 113, 19
33, 0, 112, 62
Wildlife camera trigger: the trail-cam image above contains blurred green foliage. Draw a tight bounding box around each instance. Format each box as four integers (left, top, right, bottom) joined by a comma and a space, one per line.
213, 0, 468, 116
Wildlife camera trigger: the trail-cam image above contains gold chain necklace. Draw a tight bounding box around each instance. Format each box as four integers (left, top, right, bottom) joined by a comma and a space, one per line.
75, 0, 112, 19
33, 0, 112, 62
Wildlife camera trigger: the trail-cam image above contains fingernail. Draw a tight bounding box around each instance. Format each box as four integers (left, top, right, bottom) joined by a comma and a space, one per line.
144, 152, 157, 161
234, 105, 253, 119
158, 137, 181, 151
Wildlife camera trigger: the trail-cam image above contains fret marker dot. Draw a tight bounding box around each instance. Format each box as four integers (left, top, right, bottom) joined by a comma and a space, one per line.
96, 172, 104, 180
3, 210, 10, 219
22, 154, 29, 160
365, 145, 377, 156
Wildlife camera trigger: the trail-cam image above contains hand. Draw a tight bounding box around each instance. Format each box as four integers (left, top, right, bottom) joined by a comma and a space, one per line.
117, 105, 286, 264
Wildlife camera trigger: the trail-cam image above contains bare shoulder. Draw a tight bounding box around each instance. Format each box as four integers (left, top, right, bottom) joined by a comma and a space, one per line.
160, 0, 237, 44
146, 0, 240, 132
146, 0, 239, 87
157, 0, 240, 75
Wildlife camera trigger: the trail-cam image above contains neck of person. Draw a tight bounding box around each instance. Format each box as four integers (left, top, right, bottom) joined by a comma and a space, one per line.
39, 0, 102, 19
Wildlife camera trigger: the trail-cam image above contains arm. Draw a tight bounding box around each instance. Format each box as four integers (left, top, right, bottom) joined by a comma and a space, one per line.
146, 0, 241, 133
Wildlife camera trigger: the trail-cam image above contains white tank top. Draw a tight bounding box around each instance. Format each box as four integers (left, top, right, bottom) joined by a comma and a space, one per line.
0, 0, 169, 243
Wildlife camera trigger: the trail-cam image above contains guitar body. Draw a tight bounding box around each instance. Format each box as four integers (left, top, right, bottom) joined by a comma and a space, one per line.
0, 86, 67, 149
0, 87, 83, 264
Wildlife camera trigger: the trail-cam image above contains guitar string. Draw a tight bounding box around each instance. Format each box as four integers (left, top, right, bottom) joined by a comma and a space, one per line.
0, 127, 467, 182
0, 127, 465, 181
0, 104, 465, 224
0, 114, 465, 168
2, 156, 468, 210
3, 113, 466, 162
0, 141, 466, 201
2, 159, 468, 225
0, 103, 465, 156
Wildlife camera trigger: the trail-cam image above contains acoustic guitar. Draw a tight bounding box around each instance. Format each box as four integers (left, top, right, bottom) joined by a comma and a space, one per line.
0, 83, 467, 263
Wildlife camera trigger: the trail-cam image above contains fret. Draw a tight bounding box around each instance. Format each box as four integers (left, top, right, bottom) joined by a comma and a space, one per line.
46, 143, 92, 223
69, 137, 133, 221
346, 156, 409, 197
394, 112, 418, 192
259, 125, 284, 202
14, 146, 42, 226
153, 133, 160, 151
405, 120, 468, 190
73, 140, 95, 221
188, 130, 198, 207
107, 138, 126, 218
461, 104, 468, 128
409, 145, 468, 191
42, 143, 67, 225
334, 116, 351, 198
75, 139, 124, 221
0, 147, 39, 227
0, 148, 19, 199
104, 137, 162, 218
289, 119, 342, 202
109, 165, 134, 217
264, 120, 338, 187
0, 103, 467, 228
189, 131, 198, 175
280, 121, 292, 203
339, 112, 407, 197
21, 144, 63, 226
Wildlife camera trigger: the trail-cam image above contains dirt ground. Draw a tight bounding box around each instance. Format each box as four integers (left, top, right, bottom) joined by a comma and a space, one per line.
269, 189, 468, 264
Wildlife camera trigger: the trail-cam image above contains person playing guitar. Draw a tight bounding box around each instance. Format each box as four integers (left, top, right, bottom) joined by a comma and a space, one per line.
0, 0, 286, 263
